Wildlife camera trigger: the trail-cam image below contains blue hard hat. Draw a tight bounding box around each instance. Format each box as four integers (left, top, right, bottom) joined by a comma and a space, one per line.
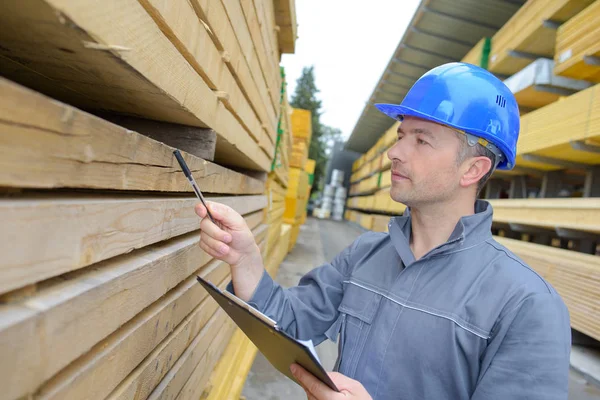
375, 62, 520, 170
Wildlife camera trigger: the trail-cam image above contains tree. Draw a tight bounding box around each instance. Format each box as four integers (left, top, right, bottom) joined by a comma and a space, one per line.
290, 66, 340, 194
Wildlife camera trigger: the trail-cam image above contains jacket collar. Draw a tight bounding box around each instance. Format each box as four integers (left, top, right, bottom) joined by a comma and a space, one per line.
389, 200, 494, 266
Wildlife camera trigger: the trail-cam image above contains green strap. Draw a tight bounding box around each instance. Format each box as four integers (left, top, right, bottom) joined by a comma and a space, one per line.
271, 66, 287, 172
480, 37, 491, 70
377, 171, 382, 187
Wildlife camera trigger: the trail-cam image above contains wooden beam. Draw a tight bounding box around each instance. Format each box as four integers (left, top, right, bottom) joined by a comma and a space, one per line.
220, 0, 279, 112
0, 78, 265, 194
273, 0, 297, 54
240, 0, 280, 113
105, 283, 224, 400
0, 212, 264, 400
135, 0, 275, 158
488, 198, 600, 234
187, 0, 278, 130
35, 269, 229, 400
97, 113, 217, 161
0, 0, 269, 171
172, 318, 236, 400
0, 194, 266, 295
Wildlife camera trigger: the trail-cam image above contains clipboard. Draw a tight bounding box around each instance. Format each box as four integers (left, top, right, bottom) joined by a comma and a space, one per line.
196, 275, 339, 392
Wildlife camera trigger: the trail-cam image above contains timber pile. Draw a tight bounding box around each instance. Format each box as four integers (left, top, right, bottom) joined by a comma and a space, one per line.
0, 0, 298, 399
502, 58, 592, 112
290, 108, 313, 169
508, 83, 600, 172
284, 108, 314, 251
347, 123, 405, 214
484, 0, 594, 76
554, 0, 600, 83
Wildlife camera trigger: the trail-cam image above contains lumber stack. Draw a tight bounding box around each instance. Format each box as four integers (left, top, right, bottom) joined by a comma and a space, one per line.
284, 167, 311, 251
0, 0, 299, 398
0, 0, 296, 173
346, 122, 406, 217
485, 0, 594, 76
290, 108, 313, 169
508, 83, 600, 171
0, 79, 269, 400
554, 0, 600, 83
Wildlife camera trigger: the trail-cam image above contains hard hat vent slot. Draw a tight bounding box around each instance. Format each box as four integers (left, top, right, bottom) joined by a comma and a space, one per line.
495, 95, 506, 108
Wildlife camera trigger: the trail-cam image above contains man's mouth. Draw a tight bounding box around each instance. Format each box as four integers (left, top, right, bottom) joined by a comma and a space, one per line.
391, 170, 409, 181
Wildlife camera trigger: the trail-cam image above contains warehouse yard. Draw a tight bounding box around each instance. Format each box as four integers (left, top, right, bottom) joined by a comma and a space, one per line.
1, 0, 600, 399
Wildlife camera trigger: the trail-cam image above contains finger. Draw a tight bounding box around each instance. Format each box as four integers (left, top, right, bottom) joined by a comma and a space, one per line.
200, 215, 232, 243
194, 203, 206, 218
205, 201, 247, 230
199, 240, 224, 260
290, 364, 332, 399
200, 232, 230, 257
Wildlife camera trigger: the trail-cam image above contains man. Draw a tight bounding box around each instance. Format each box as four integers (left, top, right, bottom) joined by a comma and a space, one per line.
195, 62, 571, 399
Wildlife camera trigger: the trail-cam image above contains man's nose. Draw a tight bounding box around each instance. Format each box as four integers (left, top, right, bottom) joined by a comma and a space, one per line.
387, 140, 406, 163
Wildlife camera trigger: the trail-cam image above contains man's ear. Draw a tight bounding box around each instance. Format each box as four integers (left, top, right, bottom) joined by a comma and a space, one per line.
460, 156, 492, 188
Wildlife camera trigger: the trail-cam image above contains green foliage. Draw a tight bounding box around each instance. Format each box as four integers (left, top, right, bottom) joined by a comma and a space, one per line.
290, 66, 341, 194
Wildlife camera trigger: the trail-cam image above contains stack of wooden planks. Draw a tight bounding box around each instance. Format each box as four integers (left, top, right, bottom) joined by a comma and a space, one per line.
0, 79, 268, 400
290, 108, 313, 169
347, 122, 406, 214
0, 0, 299, 398
484, 0, 594, 76
284, 167, 311, 251
554, 0, 600, 83
508, 83, 600, 172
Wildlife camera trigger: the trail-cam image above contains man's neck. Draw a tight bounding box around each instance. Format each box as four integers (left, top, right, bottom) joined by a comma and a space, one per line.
409, 197, 476, 260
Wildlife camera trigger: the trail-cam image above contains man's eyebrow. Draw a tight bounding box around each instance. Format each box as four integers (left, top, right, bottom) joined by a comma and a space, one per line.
397, 126, 435, 138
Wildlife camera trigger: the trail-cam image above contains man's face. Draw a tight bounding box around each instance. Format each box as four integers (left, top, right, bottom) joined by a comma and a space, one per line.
386, 116, 464, 207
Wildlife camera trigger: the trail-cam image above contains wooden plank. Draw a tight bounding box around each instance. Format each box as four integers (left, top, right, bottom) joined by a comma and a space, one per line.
506, 84, 600, 167
488, 198, 600, 234
0, 77, 265, 194
273, 0, 297, 54
253, 0, 281, 91
188, 0, 279, 129
0, 212, 264, 400
97, 115, 217, 162
488, 0, 594, 75
0, 194, 266, 295
240, 0, 279, 106
35, 268, 230, 400
495, 236, 600, 341
173, 318, 236, 400
202, 327, 258, 400
136, 0, 275, 158
0, 0, 269, 171
220, 0, 279, 113
554, 0, 600, 82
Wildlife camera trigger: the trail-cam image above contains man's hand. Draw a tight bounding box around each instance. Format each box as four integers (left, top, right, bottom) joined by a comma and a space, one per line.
195, 201, 264, 301
290, 364, 373, 400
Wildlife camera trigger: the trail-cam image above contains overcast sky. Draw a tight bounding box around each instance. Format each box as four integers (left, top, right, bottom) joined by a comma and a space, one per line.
280, 0, 421, 140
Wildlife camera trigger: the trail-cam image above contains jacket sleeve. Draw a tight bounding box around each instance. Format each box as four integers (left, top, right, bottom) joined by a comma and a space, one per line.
227, 235, 362, 345
471, 292, 571, 400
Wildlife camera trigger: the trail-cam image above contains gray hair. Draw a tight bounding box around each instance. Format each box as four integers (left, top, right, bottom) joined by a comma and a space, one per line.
455, 132, 497, 195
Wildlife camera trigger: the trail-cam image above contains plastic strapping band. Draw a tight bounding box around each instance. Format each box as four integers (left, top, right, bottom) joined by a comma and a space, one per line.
481, 37, 491, 70
271, 66, 287, 172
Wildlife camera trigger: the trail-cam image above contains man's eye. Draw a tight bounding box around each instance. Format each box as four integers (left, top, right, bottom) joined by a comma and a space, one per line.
396, 136, 403, 141
417, 139, 428, 145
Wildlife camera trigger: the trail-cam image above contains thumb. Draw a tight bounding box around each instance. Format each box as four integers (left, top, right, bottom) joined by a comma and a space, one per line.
206, 201, 246, 230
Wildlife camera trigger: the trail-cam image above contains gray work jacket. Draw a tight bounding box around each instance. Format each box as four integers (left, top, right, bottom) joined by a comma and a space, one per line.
236, 200, 571, 399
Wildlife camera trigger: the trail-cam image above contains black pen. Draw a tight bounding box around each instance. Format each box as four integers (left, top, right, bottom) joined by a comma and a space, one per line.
173, 149, 216, 224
